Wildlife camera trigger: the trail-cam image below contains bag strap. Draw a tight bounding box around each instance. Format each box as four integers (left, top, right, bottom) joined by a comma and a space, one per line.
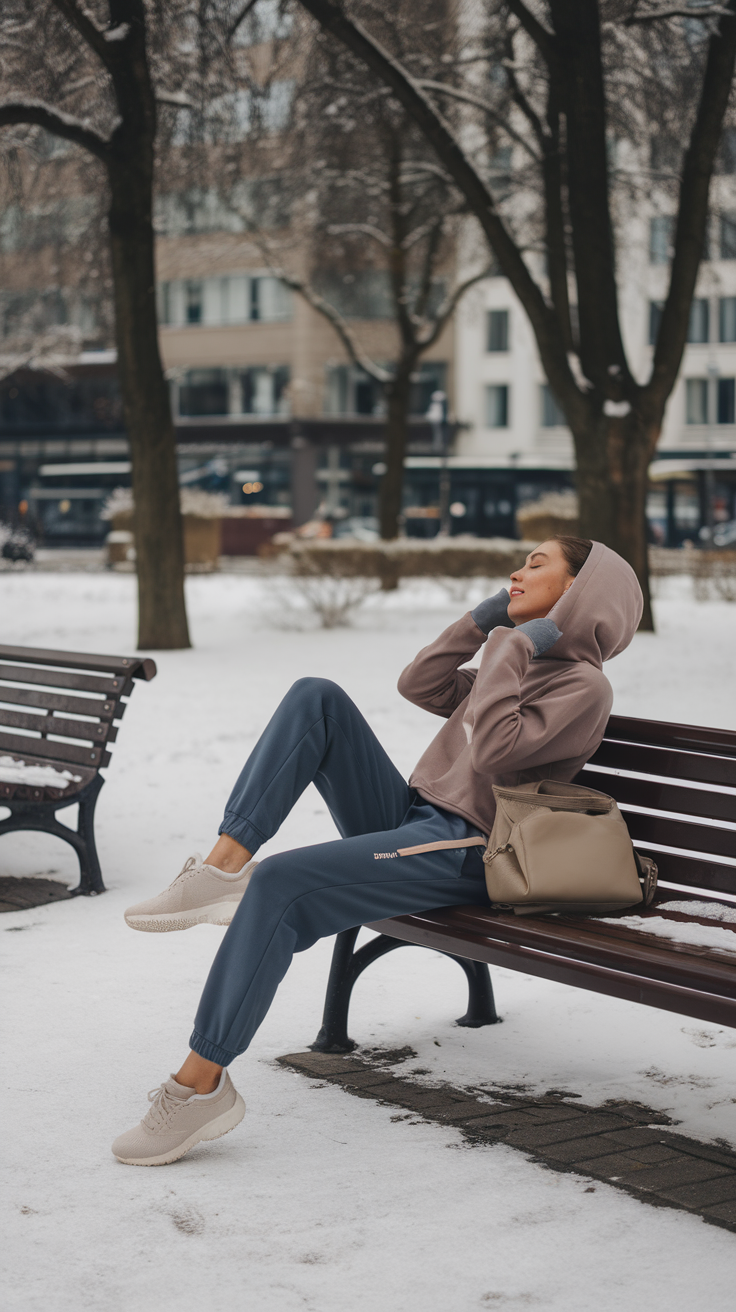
397, 837, 487, 857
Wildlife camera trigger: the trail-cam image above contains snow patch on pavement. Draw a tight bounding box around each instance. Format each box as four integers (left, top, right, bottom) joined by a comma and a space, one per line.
2, 571, 736, 1310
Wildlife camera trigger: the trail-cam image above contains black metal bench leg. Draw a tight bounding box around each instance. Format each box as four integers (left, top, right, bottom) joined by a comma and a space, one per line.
450, 955, 499, 1027
68, 776, 106, 897
311, 929, 499, 1052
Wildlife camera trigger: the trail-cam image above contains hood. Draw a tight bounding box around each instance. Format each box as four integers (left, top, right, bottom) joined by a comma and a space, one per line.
541, 541, 643, 669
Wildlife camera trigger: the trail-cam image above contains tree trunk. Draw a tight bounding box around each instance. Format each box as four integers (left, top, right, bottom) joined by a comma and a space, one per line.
573, 412, 658, 631
108, 168, 190, 650
379, 368, 413, 542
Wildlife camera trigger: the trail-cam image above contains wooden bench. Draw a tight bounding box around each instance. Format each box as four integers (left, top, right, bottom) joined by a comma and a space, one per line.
0, 644, 157, 896
312, 714, 736, 1050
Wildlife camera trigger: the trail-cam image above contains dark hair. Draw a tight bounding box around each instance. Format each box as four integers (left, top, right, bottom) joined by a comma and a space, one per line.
554, 535, 593, 576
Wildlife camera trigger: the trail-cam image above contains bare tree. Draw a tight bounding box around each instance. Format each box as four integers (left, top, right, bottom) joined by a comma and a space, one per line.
259, 33, 490, 537
191, 10, 487, 539
297, 0, 736, 628
0, 0, 190, 649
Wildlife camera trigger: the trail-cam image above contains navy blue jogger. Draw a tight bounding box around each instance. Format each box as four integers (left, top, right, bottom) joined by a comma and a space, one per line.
190, 678, 489, 1066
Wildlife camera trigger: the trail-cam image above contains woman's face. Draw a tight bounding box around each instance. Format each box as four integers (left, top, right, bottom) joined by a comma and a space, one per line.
507, 539, 575, 624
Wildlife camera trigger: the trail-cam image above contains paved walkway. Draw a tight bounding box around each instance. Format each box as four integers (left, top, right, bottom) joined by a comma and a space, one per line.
280, 1048, 736, 1233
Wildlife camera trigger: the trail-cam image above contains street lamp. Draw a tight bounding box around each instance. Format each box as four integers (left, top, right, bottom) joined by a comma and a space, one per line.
427, 389, 451, 536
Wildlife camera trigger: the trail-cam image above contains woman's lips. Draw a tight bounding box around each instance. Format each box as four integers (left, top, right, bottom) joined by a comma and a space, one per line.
509, 588, 524, 596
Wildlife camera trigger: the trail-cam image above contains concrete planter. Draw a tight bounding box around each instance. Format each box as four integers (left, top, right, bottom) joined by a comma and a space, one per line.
109, 509, 222, 570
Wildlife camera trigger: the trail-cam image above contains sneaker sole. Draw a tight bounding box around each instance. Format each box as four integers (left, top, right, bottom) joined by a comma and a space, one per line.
124, 901, 243, 932
113, 1092, 246, 1166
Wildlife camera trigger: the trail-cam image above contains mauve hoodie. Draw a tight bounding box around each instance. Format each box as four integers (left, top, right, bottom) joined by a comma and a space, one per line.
397, 541, 643, 836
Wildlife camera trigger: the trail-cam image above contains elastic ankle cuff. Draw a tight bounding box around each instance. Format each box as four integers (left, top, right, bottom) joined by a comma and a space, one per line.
218, 813, 264, 855
189, 1030, 238, 1066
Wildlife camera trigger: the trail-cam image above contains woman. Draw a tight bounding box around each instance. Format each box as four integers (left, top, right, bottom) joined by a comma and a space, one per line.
112, 536, 642, 1165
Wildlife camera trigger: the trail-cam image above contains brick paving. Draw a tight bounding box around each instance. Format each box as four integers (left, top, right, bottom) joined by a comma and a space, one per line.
0, 876, 72, 914
278, 1049, 736, 1235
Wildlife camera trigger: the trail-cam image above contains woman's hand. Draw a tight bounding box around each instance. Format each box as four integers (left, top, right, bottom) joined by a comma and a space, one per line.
470, 588, 515, 635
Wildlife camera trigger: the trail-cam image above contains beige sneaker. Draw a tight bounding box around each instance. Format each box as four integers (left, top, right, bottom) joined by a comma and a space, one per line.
124, 853, 257, 932
112, 1070, 245, 1166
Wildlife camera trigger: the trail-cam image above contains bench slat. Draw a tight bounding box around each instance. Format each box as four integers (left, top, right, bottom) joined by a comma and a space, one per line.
0, 685, 121, 721
606, 714, 736, 758
590, 739, 736, 788
432, 907, 736, 993
639, 848, 736, 896
0, 750, 97, 800
576, 766, 736, 823
553, 912, 736, 962
0, 644, 156, 681
0, 662, 133, 697
624, 810, 736, 859
0, 729, 109, 768
367, 911, 736, 1028
0, 707, 118, 744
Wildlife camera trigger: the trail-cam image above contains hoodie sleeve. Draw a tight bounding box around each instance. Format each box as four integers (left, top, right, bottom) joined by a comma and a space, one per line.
397, 613, 486, 718
466, 626, 612, 774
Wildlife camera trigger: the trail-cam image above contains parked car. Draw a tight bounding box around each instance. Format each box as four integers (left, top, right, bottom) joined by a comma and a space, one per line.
1, 528, 35, 563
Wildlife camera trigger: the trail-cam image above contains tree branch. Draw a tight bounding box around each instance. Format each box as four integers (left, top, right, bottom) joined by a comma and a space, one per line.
272, 267, 391, 382
416, 79, 541, 162
296, 0, 577, 409
648, 0, 736, 418
502, 44, 547, 149
0, 99, 112, 162
326, 222, 392, 246
50, 0, 115, 66
548, 0, 629, 387
156, 91, 195, 108
418, 267, 495, 349
227, 0, 260, 42
505, 0, 557, 65
624, 4, 729, 24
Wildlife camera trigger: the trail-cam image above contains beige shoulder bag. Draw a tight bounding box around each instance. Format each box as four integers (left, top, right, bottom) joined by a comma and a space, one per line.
480, 779, 657, 915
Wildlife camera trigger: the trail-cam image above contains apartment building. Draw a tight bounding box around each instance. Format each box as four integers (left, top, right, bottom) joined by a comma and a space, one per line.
0, 218, 454, 542
446, 166, 736, 548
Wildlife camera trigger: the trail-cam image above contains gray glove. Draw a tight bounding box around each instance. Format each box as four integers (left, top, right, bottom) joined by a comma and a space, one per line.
471, 588, 515, 635
516, 617, 562, 658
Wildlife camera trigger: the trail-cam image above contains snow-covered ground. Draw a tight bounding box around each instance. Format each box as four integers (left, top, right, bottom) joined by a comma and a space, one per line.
2, 570, 736, 1311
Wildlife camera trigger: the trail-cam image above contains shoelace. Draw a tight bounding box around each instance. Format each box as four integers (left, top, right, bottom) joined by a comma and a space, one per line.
166, 855, 201, 890
144, 1083, 186, 1130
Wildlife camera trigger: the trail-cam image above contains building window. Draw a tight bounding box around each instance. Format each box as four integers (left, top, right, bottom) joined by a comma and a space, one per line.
540, 384, 566, 427
240, 366, 290, 415
688, 298, 709, 344
650, 216, 673, 265
249, 276, 291, 323
718, 377, 735, 424
720, 296, 736, 342
717, 127, 736, 175
486, 309, 509, 352
176, 366, 290, 417
649, 301, 663, 346
178, 368, 228, 416
720, 213, 736, 259
185, 281, 203, 325
652, 298, 710, 345
411, 362, 447, 416
685, 379, 708, 424
157, 274, 292, 327
323, 361, 446, 417
158, 281, 171, 325
486, 384, 509, 428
